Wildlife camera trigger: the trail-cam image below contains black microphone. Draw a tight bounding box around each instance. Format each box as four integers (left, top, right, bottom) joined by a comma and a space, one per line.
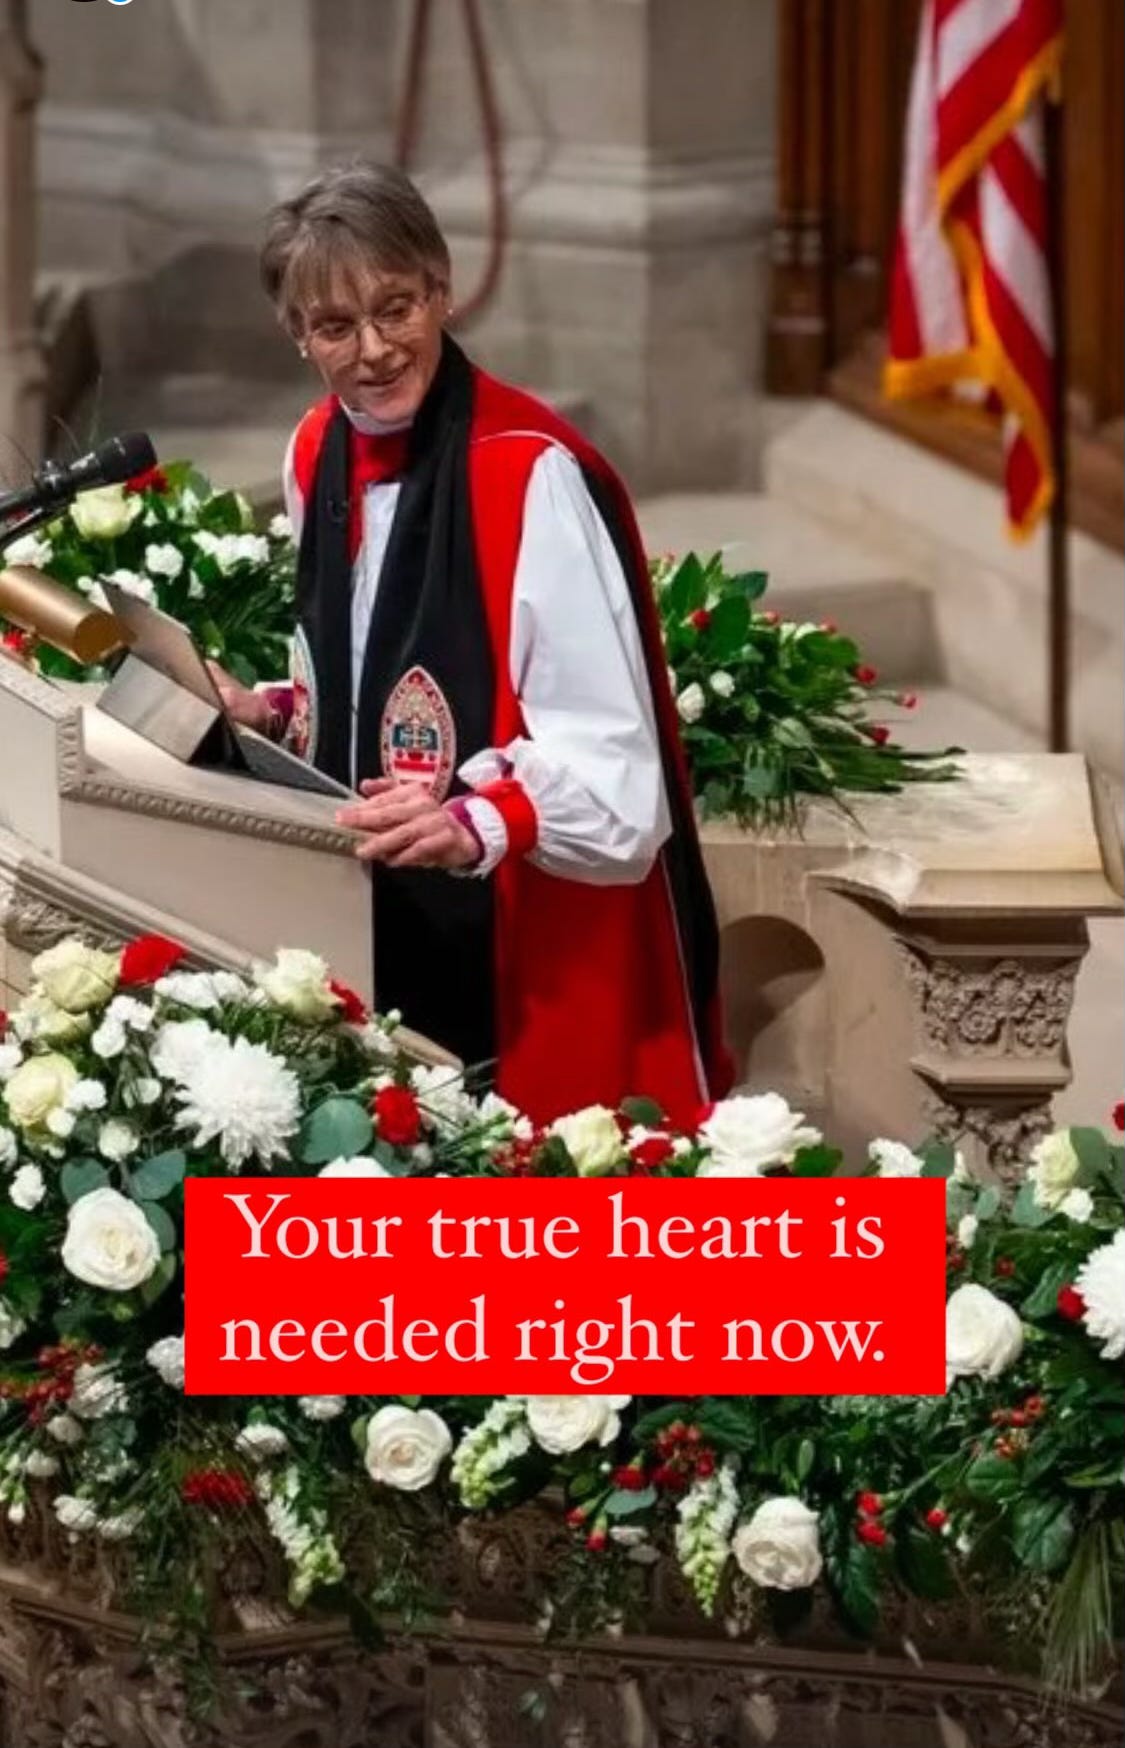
0, 432, 157, 522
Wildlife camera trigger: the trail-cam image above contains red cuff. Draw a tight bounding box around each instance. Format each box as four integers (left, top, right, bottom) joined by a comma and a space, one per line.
473, 777, 538, 858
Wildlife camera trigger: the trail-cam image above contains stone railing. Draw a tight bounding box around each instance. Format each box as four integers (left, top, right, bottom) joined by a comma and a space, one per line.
0, 1495, 1120, 1747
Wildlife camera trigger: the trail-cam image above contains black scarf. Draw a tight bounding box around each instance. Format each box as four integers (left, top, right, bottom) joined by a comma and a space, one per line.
295, 338, 497, 1068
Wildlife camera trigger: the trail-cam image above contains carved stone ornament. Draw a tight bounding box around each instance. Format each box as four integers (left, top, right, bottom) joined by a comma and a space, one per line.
0, 1499, 1119, 1748
901, 947, 1082, 1060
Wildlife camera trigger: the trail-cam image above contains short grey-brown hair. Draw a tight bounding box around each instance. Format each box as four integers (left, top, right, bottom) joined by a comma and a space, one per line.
260, 161, 451, 329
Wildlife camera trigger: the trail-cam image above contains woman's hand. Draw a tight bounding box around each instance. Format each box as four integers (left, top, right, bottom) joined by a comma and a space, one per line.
336, 778, 480, 870
205, 660, 276, 736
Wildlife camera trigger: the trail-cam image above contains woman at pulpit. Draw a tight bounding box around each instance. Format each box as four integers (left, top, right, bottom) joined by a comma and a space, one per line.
214, 161, 730, 1126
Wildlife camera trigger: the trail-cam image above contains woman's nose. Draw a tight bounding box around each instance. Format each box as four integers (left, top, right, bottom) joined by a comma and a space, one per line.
356, 318, 393, 365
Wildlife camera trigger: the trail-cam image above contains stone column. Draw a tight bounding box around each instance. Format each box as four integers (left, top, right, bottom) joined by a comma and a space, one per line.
0, 0, 43, 481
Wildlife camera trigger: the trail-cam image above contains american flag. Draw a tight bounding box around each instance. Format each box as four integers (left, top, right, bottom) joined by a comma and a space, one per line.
885, 0, 1063, 539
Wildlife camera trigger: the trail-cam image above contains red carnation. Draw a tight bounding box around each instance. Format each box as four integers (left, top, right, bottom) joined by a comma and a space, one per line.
1114, 1101, 1124, 1133
566, 1505, 588, 1527
856, 1490, 883, 1518
0, 1011, 7, 1039
856, 1520, 887, 1547
854, 665, 878, 686
630, 1134, 675, 1172
119, 933, 186, 986
329, 978, 367, 1024
125, 465, 170, 496
612, 1465, 648, 1491
373, 1084, 422, 1148
2, 629, 30, 658
760, 609, 780, 626
897, 691, 919, 709
1056, 1284, 1086, 1322
180, 1468, 254, 1510
688, 608, 711, 630
868, 724, 890, 747
924, 1507, 948, 1531
586, 1526, 608, 1552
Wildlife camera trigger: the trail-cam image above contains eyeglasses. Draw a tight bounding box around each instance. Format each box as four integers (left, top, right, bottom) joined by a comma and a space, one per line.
304, 286, 438, 361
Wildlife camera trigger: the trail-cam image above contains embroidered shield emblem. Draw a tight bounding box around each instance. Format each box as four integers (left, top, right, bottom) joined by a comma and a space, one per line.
380, 665, 456, 799
287, 625, 318, 763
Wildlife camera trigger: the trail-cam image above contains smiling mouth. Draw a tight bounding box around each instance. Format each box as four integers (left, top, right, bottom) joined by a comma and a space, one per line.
357, 362, 410, 391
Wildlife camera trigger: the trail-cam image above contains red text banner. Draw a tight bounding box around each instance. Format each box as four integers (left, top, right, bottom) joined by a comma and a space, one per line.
184, 1177, 946, 1395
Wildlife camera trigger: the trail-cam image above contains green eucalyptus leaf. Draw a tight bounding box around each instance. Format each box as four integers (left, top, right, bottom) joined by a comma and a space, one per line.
60, 1159, 110, 1204
298, 1097, 374, 1165
140, 1201, 178, 1254
128, 1150, 188, 1202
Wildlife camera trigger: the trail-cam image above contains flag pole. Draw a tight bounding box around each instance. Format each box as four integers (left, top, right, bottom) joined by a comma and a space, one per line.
1044, 69, 1069, 753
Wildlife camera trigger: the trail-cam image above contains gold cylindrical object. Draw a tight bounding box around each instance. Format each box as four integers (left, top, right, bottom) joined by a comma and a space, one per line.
0, 565, 129, 665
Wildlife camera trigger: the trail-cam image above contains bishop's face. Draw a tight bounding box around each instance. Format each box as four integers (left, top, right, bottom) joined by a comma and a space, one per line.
296, 264, 449, 425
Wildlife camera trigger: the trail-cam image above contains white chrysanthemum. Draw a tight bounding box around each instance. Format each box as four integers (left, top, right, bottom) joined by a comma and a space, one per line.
150, 1018, 221, 1084
69, 1363, 129, 1420
410, 1063, 475, 1134
1075, 1230, 1125, 1361
709, 670, 736, 698
269, 512, 293, 540
104, 567, 155, 604
54, 1495, 97, 1532
24, 1450, 58, 1478
105, 994, 154, 1033
868, 1138, 924, 1178
10, 1163, 43, 1210
144, 542, 184, 579
174, 1034, 300, 1167
145, 1334, 185, 1388
298, 1395, 347, 1421
0, 1300, 26, 1349
98, 1506, 143, 1541
45, 1413, 83, 1446
193, 530, 269, 572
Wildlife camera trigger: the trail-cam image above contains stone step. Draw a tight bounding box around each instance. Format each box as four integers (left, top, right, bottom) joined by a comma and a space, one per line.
636, 491, 937, 681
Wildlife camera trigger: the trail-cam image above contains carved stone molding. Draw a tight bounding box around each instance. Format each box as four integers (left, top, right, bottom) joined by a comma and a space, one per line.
901, 948, 1082, 1060
921, 1089, 1055, 1185
57, 770, 353, 857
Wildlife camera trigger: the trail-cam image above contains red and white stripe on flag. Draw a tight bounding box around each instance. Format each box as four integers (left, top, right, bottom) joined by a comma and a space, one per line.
885, 0, 1063, 539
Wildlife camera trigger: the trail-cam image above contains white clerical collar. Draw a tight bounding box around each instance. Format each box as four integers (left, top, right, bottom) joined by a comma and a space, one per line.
340, 402, 414, 437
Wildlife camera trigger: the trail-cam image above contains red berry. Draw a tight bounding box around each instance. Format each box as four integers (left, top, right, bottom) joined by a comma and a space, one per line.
856, 1521, 887, 1546
948, 1249, 966, 1271
688, 608, 711, 631
924, 1508, 948, 1531
1056, 1285, 1086, 1321
652, 1464, 688, 1493
856, 1491, 884, 1518
566, 1505, 588, 1527
868, 724, 890, 746
897, 692, 919, 709
994, 1257, 1016, 1278
1008, 1410, 1029, 1428
694, 1451, 716, 1479
1114, 1101, 1124, 1133
1024, 1395, 1045, 1419
854, 665, 878, 686
995, 1437, 1017, 1460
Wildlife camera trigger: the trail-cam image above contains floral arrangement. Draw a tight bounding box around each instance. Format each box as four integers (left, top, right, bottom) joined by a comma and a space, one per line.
0, 463, 295, 686
0, 934, 1121, 1696
652, 550, 961, 826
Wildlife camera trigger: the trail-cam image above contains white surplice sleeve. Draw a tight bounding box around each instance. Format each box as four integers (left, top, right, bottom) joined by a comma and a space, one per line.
458, 443, 671, 885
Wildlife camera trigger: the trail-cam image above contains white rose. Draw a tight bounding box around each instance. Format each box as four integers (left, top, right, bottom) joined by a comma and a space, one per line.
1028, 1130, 1081, 1210
364, 1405, 453, 1490
709, 670, 736, 698
676, 682, 706, 724
957, 1214, 979, 1249
98, 1119, 139, 1162
144, 542, 184, 579
53, 1494, 98, 1532
4, 1054, 79, 1132
45, 1413, 84, 1446
69, 1363, 129, 1420
523, 1394, 631, 1455
868, 1138, 924, 1178
549, 1106, 626, 1177
235, 1423, 290, 1462
1060, 1187, 1093, 1224
145, 1334, 185, 1388
0, 1300, 26, 1350
318, 1157, 391, 1178
945, 1283, 1024, 1383
70, 484, 142, 540
24, 1451, 58, 1478
253, 948, 338, 1023
697, 1094, 821, 1178
298, 1395, 347, 1421
732, 1496, 823, 1591
10, 1163, 43, 1210
61, 1187, 160, 1292
31, 940, 119, 1015
11, 993, 89, 1045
